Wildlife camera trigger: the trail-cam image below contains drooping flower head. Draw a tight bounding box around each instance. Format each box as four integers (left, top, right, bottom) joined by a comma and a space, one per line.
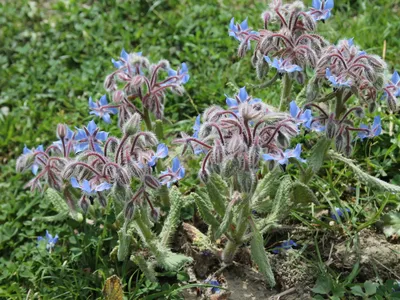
75, 120, 108, 154
70, 177, 112, 195
23, 145, 44, 175
265, 57, 303, 73
112, 48, 142, 70
148, 143, 169, 167
106, 49, 190, 120
271, 240, 297, 254
325, 68, 352, 88
159, 157, 185, 188
176, 88, 300, 192
289, 101, 312, 128
89, 95, 118, 124
37, 230, 59, 252
358, 115, 382, 140
262, 144, 306, 166
309, 0, 334, 21
382, 71, 400, 111
226, 87, 261, 109
167, 63, 190, 85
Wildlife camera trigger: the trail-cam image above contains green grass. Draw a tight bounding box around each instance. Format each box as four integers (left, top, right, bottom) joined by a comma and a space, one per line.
1, 0, 399, 298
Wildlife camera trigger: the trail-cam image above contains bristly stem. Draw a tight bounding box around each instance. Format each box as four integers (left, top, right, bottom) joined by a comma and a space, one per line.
143, 107, 153, 131
279, 73, 292, 111
335, 89, 346, 118
221, 199, 250, 264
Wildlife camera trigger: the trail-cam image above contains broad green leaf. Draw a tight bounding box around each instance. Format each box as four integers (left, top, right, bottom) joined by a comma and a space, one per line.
312, 276, 332, 295
382, 212, 400, 238
249, 218, 275, 287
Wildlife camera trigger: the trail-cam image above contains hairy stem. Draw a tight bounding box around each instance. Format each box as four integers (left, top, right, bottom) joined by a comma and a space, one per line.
143, 107, 153, 131
335, 89, 346, 118
221, 200, 250, 264
222, 240, 238, 264
279, 73, 292, 111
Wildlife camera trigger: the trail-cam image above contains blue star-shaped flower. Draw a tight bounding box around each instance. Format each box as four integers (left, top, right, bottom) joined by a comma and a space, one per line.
271, 240, 297, 254
205, 279, 221, 294
331, 207, 351, 221
148, 143, 169, 167
160, 157, 185, 188
23, 145, 44, 175
262, 144, 306, 166
358, 115, 382, 140
111, 48, 142, 69
75, 120, 108, 154
325, 68, 352, 88
38, 230, 59, 251
309, 0, 334, 21
70, 177, 112, 194
264, 56, 303, 73
89, 95, 118, 124
229, 17, 248, 41
167, 63, 190, 84
226, 86, 261, 108
383, 71, 400, 99
228, 17, 258, 49
289, 101, 312, 129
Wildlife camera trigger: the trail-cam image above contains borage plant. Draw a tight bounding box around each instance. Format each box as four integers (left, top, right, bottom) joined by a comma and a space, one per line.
174, 0, 400, 288
229, 0, 400, 187
15, 0, 400, 292
17, 50, 193, 279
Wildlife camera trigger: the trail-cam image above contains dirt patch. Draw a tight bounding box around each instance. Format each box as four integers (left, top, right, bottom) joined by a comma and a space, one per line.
333, 229, 400, 281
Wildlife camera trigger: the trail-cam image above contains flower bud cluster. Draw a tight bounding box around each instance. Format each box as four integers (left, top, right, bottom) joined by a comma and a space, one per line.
230, 1, 398, 113
303, 103, 382, 156
104, 49, 189, 124
17, 50, 188, 218
315, 39, 387, 106
229, 0, 394, 158
176, 87, 304, 192
230, 0, 328, 84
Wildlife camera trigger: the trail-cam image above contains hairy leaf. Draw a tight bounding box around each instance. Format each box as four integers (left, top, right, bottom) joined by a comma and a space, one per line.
249, 219, 275, 287
292, 181, 319, 205
214, 200, 234, 239
159, 186, 184, 247
192, 193, 220, 229
206, 174, 228, 217
330, 151, 400, 193
382, 212, 400, 238
308, 137, 331, 173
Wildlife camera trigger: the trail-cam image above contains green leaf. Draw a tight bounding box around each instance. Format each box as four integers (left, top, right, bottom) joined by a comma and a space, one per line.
307, 137, 331, 174
350, 285, 365, 297
214, 200, 234, 239
249, 218, 275, 287
252, 167, 282, 205
364, 280, 378, 296
42, 188, 83, 222
45, 188, 69, 213
269, 175, 292, 220
312, 276, 332, 295
177, 271, 190, 282
292, 180, 319, 205
206, 174, 228, 217
329, 151, 400, 194
382, 212, 400, 238
159, 186, 183, 247
157, 250, 193, 272
131, 255, 157, 283
117, 227, 131, 261
192, 193, 220, 229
